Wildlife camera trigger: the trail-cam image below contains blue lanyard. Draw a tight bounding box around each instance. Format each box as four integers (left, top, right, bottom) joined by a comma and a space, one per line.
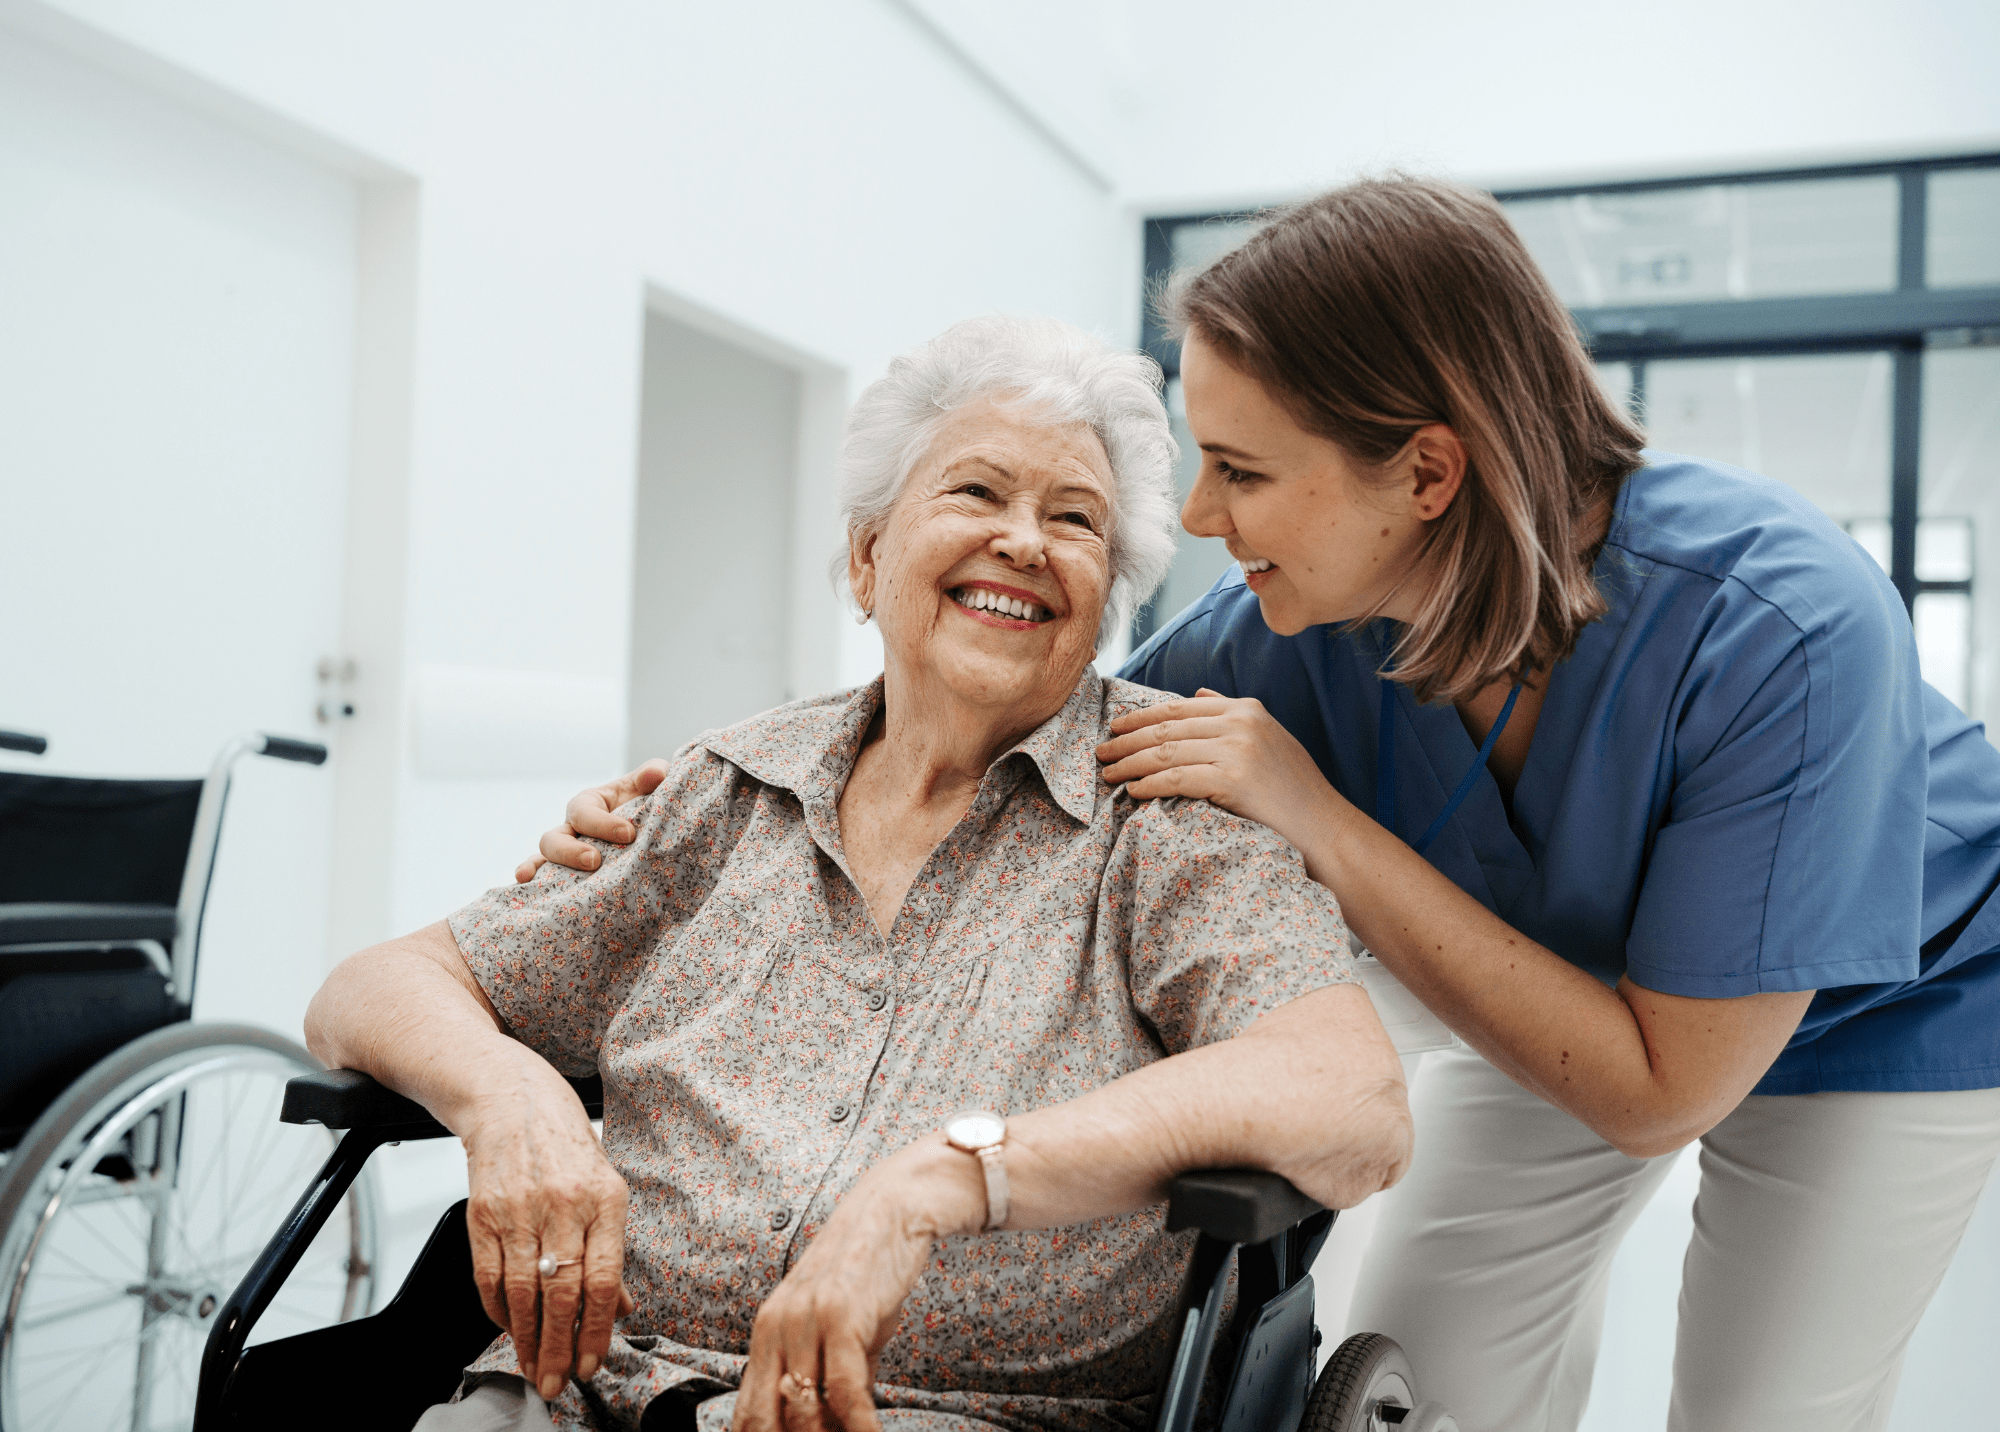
1376, 678, 1523, 856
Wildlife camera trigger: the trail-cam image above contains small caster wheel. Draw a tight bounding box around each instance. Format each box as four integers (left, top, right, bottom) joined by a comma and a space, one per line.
1303, 1333, 1456, 1432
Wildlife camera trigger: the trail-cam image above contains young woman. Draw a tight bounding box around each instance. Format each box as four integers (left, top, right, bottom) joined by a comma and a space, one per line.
526, 179, 2000, 1430
1092, 178, 2000, 1431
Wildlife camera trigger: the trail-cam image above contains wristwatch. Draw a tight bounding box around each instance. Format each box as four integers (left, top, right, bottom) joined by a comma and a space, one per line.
943, 1109, 1009, 1231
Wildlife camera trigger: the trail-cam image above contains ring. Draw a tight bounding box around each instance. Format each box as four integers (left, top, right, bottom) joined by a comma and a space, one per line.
778, 1372, 820, 1402
536, 1253, 581, 1278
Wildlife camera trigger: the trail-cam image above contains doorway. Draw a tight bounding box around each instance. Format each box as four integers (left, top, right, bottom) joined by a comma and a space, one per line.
628, 312, 804, 763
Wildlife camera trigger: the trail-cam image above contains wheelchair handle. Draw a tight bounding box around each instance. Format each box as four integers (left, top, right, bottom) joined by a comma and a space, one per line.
0, 729, 47, 755
257, 734, 327, 765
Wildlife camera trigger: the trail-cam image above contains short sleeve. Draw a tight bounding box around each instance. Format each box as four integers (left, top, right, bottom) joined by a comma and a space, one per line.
1103, 796, 1359, 1053
447, 749, 749, 1074
1624, 584, 1929, 997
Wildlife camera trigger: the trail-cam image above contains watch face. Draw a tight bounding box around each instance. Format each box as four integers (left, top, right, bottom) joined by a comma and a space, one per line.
945, 1110, 1004, 1150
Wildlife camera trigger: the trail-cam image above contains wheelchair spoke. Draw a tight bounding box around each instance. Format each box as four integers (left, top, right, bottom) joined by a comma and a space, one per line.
16, 1285, 136, 1330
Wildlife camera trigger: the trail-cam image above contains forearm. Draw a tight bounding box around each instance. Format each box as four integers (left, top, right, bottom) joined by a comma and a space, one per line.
304, 920, 587, 1140
1298, 798, 1716, 1156
871, 984, 1412, 1241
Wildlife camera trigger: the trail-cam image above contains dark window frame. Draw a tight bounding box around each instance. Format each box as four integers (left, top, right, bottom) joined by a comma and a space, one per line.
1136, 151, 2000, 646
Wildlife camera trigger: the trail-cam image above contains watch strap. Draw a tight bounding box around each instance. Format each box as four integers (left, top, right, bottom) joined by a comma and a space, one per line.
975, 1143, 1009, 1230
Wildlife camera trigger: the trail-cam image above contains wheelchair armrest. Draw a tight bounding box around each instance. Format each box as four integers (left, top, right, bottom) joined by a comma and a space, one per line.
1164, 1168, 1324, 1246
280, 1068, 605, 1138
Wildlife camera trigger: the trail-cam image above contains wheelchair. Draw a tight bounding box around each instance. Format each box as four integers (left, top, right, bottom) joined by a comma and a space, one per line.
0, 728, 381, 1432
193, 1067, 1459, 1431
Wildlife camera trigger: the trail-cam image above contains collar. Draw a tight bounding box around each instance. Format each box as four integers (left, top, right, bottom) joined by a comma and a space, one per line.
699, 669, 1106, 825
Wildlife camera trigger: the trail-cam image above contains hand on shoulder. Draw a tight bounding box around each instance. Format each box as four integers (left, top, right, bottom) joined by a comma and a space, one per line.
513, 760, 670, 883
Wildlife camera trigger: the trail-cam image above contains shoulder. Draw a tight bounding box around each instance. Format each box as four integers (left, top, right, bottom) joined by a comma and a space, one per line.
1608, 454, 1914, 695
1613, 453, 1902, 643
1099, 675, 1181, 726
685, 684, 872, 798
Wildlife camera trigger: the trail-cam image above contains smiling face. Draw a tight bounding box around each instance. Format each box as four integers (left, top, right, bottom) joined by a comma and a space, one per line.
1177, 330, 1448, 636
849, 398, 1115, 731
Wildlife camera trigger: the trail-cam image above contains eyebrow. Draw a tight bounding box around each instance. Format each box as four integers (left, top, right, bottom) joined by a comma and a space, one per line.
1199, 441, 1267, 462
941, 456, 1014, 480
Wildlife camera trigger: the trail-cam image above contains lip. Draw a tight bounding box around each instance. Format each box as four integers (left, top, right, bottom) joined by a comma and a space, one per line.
1240, 565, 1277, 593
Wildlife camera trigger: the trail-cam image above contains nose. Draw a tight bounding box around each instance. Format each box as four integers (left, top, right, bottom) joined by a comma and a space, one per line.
989, 497, 1047, 569
1180, 468, 1234, 540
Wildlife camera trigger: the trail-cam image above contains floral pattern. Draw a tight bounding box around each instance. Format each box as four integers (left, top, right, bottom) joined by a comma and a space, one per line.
447, 670, 1356, 1431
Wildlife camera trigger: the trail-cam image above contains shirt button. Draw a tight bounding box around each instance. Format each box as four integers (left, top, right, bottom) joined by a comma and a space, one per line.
829, 1103, 849, 1122
769, 1208, 791, 1231
865, 989, 887, 1011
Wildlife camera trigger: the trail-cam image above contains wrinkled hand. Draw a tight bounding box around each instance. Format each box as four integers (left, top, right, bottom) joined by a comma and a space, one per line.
1095, 688, 1345, 854
463, 1085, 636, 1403
734, 1140, 983, 1431
514, 760, 669, 883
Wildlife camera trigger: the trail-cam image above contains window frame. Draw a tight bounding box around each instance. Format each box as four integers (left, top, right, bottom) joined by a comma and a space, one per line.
1136, 151, 2000, 645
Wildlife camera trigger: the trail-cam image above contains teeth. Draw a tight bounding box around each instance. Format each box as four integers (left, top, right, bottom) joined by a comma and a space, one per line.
1240, 558, 1273, 573
951, 588, 1050, 622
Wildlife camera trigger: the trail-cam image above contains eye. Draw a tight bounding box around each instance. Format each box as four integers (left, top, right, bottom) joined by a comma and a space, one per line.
956, 482, 993, 500
1216, 459, 1261, 485
1055, 511, 1096, 530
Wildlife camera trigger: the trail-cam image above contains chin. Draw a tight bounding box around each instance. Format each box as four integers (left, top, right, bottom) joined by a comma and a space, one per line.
1253, 595, 1315, 638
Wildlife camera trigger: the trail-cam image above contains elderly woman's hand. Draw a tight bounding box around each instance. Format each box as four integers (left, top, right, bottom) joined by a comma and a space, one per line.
1095, 688, 1346, 858
460, 1084, 636, 1402
513, 761, 668, 883
734, 1139, 985, 1432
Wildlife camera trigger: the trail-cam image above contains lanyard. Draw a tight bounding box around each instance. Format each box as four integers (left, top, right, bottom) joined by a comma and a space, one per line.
1376, 678, 1523, 857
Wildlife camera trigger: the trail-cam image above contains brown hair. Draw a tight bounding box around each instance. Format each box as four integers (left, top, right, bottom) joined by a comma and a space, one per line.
1166, 175, 1645, 704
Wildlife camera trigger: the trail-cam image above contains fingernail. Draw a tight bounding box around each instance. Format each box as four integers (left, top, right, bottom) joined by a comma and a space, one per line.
578, 1355, 598, 1380
579, 850, 597, 869
541, 1374, 563, 1401
620, 824, 635, 841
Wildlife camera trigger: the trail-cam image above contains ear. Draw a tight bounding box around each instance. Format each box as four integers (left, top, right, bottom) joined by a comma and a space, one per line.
846, 526, 879, 614
1405, 424, 1467, 522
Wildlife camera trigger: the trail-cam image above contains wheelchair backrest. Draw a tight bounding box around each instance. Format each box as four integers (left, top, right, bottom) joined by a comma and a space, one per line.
0, 772, 202, 905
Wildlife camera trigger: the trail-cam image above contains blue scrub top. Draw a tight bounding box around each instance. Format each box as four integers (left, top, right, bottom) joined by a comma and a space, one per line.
1123, 453, 2000, 1095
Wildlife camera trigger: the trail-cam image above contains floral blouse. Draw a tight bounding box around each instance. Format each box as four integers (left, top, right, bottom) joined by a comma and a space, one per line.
447, 670, 1357, 1431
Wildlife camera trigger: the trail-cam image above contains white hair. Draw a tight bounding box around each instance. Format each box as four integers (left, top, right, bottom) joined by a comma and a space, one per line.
831, 314, 1180, 647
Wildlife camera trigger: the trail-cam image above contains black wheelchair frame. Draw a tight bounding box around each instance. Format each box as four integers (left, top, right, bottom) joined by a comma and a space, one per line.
196, 1069, 1337, 1432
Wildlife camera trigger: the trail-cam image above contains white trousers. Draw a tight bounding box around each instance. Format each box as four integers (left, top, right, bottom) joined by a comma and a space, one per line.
1345, 1046, 2000, 1432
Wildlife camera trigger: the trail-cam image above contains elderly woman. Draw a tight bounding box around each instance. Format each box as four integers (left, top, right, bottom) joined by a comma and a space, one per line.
305, 316, 1411, 1432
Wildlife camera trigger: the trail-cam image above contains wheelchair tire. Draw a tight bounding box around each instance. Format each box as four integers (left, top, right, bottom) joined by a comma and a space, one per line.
1303, 1331, 1447, 1432
0, 1022, 379, 1432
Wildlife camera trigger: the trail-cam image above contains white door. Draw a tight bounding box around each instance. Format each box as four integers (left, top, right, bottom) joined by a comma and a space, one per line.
0, 28, 358, 1041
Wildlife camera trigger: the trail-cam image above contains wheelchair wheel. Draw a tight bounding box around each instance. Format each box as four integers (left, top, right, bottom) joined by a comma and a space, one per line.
0, 1022, 378, 1432
1305, 1332, 1457, 1431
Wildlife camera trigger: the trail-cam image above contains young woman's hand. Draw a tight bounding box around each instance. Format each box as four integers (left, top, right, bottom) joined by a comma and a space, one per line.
513, 760, 670, 883
1096, 688, 1346, 856
733, 1139, 984, 1432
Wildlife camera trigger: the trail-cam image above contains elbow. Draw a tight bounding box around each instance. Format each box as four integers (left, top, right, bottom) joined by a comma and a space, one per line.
1291, 1073, 1415, 1210
1596, 1104, 1713, 1162
302, 972, 340, 1070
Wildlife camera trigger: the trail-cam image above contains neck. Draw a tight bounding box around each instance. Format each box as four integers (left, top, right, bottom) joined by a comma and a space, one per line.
857, 662, 1057, 812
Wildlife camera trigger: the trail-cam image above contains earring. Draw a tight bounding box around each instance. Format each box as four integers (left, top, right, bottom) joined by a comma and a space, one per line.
854, 608, 870, 625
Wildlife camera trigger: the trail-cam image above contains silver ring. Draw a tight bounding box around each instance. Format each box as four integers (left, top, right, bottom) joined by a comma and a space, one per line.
536, 1253, 581, 1278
